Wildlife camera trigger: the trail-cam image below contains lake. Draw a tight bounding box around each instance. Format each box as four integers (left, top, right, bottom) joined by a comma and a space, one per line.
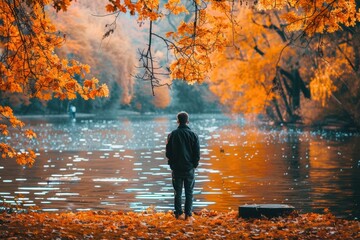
1, 113, 359, 219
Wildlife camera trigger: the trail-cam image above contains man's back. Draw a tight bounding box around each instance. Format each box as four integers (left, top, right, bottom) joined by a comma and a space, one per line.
166, 124, 200, 174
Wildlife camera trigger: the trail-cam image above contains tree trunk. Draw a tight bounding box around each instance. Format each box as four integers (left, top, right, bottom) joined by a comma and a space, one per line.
271, 98, 284, 123
353, 24, 360, 73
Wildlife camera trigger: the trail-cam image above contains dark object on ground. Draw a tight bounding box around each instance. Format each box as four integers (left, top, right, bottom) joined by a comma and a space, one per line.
239, 204, 295, 218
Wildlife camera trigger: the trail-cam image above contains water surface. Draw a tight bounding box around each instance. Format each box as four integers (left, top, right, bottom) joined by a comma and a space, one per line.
1, 114, 359, 219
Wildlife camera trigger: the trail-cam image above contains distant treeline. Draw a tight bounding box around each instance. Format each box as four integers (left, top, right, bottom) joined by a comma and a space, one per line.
0, 80, 221, 115
1, 78, 359, 129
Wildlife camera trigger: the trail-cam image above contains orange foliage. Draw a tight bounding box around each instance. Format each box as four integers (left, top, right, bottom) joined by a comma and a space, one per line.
257, 0, 360, 35
50, 1, 136, 105
0, 106, 35, 166
309, 62, 338, 106
164, 0, 189, 15
104, 0, 359, 114
105, 0, 162, 21
0, 0, 109, 166
0, 210, 359, 239
1, 0, 360, 166
169, 7, 230, 83
105, 0, 233, 84
206, 2, 359, 115
209, 9, 290, 113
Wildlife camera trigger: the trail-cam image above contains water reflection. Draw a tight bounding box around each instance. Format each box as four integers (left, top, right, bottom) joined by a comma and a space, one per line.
308, 139, 360, 218
0, 114, 359, 219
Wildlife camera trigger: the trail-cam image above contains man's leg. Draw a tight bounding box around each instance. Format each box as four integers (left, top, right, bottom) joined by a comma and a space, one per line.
172, 172, 183, 217
184, 170, 195, 217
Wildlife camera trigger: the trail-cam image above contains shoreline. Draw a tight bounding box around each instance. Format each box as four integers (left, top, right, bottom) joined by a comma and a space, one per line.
14, 113, 360, 131
16, 113, 96, 119
15, 109, 141, 119
0, 209, 359, 239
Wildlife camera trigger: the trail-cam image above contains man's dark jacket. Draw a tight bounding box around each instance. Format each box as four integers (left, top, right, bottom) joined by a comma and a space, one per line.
166, 124, 200, 175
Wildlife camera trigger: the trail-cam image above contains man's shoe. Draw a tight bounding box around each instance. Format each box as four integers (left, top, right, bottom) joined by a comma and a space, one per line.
185, 215, 195, 223
176, 214, 185, 220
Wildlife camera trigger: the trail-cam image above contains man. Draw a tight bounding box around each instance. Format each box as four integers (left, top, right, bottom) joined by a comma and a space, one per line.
166, 112, 200, 221
70, 104, 76, 119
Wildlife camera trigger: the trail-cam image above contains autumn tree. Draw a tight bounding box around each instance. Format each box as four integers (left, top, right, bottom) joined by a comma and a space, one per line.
104, 0, 359, 124
1, 0, 360, 166
209, 0, 360, 123
210, 8, 313, 122
0, 0, 109, 166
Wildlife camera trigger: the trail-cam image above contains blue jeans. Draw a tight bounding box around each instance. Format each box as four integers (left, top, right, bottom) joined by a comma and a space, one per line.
172, 169, 195, 217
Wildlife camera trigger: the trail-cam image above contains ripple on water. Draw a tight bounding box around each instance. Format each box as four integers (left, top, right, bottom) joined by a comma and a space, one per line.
92, 178, 128, 182
0, 115, 359, 218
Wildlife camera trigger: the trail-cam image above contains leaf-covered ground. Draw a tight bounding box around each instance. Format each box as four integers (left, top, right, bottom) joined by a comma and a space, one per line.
0, 209, 359, 239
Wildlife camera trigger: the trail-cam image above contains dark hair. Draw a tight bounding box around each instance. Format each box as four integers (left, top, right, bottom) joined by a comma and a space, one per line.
177, 111, 189, 125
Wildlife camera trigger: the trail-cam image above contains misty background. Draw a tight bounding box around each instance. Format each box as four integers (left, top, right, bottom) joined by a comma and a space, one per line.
1, 0, 358, 129
0, 0, 220, 116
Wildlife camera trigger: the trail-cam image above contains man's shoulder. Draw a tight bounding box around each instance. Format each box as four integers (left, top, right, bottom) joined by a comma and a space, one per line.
170, 129, 178, 134
192, 130, 199, 139
184, 128, 199, 139
168, 129, 179, 137
171, 126, 198, 136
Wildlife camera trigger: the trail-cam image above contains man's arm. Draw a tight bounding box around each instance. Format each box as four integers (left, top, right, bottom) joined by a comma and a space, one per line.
166, 133, 173, 168
192, 134, 200, 168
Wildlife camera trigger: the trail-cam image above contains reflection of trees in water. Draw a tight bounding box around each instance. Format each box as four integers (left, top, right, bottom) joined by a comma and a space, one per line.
200, 125, 360, 217
202, 126, 310, 209
2, 115, 359, 216
280, 130, 311, 210
308, 138, 360, 216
